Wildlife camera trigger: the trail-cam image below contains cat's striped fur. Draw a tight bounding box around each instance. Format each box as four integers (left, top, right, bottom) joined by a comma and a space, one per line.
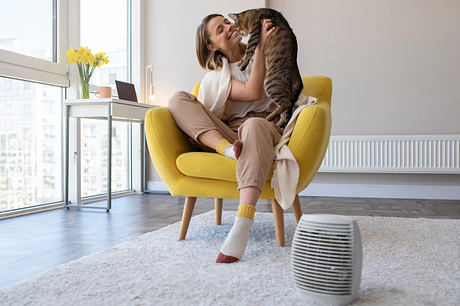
229, 8, 303, 128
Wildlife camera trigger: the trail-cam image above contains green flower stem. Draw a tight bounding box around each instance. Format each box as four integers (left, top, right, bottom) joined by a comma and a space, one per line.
78, 63, 90, 99
80, 79, 89, 99
76, 61, 103, 99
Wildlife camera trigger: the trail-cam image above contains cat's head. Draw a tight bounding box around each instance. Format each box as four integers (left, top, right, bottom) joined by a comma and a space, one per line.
228, 11, 259, 36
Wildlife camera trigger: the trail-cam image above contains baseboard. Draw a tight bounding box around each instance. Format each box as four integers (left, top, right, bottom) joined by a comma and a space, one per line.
299, 183, 460, 200
147, 180, 460, 200
145, 181, 170, 194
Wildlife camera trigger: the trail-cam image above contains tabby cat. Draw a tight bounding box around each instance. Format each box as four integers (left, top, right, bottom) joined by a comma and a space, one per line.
229, 8, 303, 128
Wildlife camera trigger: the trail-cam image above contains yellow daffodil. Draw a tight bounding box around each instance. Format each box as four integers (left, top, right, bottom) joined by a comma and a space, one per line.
66, 46, 110, 98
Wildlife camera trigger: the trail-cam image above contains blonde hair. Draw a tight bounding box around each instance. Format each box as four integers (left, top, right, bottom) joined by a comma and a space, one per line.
196, 14, 246, 71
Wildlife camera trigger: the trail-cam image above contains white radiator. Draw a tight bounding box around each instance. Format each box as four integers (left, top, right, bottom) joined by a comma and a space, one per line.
319, 135, 460, 174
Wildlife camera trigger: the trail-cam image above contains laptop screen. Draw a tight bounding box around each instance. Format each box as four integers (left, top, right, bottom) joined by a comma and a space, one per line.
115, 80, 138, 102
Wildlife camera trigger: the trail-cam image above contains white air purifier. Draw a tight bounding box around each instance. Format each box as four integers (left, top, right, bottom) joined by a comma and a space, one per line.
291, 214, 362, 306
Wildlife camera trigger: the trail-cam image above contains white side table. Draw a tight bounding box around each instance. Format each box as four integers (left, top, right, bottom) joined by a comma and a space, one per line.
64, 98, 155, 212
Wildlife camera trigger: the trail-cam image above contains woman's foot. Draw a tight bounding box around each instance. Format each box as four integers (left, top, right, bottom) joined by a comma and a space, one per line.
216, 252, 239, 263
216, 204, 255, 263
233, 140, 243, 160
216, 139, 243, 160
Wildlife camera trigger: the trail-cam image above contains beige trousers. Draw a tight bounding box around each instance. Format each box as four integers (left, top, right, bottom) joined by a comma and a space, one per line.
168, 91, 282, 192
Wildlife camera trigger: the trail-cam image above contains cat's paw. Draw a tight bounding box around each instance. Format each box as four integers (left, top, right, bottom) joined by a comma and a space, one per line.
266, 113, 275, 121
276, 119, 287, 128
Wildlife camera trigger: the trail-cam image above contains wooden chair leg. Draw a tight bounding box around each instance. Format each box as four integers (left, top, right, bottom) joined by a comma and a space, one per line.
292, 194, 302, 223
215, 198, 223, 225
271, 199, 285, 247
178, 196, 197, 240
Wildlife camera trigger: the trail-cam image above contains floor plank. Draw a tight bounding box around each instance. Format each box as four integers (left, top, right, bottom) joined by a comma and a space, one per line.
0, 193, 458, 288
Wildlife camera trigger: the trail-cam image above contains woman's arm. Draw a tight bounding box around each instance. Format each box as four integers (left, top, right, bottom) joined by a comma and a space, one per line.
228, 19, 275, 102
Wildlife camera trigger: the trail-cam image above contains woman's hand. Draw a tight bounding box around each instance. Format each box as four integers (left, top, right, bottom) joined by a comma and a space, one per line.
257, 19, 276, 51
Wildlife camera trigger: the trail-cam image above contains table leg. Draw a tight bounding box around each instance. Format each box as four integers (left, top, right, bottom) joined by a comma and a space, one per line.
64, 105, 69, 209
107, 104, 112, 212
141, 122, 145, 193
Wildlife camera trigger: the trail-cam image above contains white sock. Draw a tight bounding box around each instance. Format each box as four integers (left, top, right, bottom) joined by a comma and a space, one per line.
220, 216, 253, 258
216, 139, 242, 160
224, 145, 236, 160
216, 205, 256, 263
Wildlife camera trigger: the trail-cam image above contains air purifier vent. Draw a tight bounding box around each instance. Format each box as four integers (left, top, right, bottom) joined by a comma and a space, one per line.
292, 214, 362, 305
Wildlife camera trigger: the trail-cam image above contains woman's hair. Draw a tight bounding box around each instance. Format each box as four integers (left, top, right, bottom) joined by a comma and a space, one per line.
196, 14, 246, 71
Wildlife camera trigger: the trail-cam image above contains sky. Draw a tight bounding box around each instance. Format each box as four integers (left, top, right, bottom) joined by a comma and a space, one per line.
0, 0, 127, 58
0, 0, 53, 56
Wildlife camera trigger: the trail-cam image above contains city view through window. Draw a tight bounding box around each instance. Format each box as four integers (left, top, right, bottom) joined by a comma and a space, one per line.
0, 78, 62, 211
0, 0, 131, 212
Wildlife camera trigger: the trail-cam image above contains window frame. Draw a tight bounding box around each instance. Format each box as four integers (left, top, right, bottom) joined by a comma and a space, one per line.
70, 0, 143, 203
0, 0, 69, 87
0, 0, 143, 217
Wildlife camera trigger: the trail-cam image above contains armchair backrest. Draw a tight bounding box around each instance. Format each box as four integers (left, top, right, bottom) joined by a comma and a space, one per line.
300, 76, 332, 106
192, 76, 332, 106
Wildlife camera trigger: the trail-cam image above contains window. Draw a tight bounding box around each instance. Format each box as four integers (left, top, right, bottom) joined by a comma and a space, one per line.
80, 0, 131, 197
0, 1, 65, 213
0, 77, 62, 212
0, 0, 55, 62
0, 0, 136, 213
80, 0, 129, 88
0, 0, 68, 87
80, 120, 130, 197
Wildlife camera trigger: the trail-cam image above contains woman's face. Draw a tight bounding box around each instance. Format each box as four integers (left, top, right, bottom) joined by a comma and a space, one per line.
206, 16, 241, 52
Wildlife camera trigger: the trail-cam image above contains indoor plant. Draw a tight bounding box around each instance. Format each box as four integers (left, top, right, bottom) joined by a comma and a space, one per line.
67, 46, 109, 99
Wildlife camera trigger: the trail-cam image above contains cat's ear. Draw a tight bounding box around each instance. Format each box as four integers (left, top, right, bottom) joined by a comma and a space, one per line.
228, 13, 237, 21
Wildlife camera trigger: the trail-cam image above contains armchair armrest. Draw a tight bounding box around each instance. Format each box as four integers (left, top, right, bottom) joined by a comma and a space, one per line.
289, 102, 332, 192
289, 76, 333, 192
145, 107, 193, 191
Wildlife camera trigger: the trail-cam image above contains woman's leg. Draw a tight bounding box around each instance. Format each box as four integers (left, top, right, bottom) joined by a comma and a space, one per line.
239, 186, 260, 206
216, 118, 281, 263
197, 129, 225, 149
168, 91, 237, 146
236, 118, 282, 191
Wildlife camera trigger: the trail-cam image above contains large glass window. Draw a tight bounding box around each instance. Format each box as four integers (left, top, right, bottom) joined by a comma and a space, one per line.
80, 120, 130, 197
0, 77, 62, 212
0, 0, 55, 62
80, 0, 131, 197
80, 0, 129, 87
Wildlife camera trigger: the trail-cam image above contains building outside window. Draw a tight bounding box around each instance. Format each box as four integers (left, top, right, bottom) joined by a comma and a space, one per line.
0, 78, 63, 211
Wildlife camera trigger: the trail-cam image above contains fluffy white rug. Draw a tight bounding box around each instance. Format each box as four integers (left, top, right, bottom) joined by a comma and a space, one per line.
1, 211, 459, 305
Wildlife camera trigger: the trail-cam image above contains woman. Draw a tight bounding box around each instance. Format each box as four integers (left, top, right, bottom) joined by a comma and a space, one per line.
168, 14, 279, 263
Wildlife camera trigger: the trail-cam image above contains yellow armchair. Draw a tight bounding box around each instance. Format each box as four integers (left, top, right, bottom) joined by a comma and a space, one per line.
145, 76, 332, 246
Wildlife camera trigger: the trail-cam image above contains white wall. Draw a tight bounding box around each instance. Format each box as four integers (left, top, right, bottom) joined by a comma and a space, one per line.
268, 0, 460, 199
144, 0, 265, 107
143, 0, 460, 199
270, 0, 460, 135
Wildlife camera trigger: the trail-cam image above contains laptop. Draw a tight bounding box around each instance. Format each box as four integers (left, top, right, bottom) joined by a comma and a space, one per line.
115, 80, 138, 102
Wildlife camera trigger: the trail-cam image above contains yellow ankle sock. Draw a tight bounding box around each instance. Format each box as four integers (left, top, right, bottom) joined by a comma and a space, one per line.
236, 204, 256, 221
216, 139, 231, 155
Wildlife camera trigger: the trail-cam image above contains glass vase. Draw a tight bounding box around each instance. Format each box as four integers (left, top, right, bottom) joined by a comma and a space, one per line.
80, 79, 90, 99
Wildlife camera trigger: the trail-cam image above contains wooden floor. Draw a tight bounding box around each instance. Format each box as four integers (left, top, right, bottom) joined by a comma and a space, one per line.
0, 193, 458, 288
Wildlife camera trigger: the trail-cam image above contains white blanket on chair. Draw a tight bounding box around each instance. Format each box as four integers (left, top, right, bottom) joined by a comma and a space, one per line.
197, 57, 317, 209
271, 95, 317, 209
